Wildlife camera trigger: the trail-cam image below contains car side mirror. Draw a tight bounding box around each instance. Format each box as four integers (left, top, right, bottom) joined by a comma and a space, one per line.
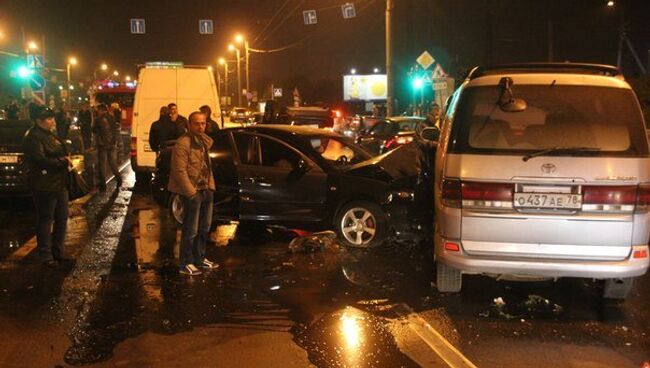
420, 127, 440, 142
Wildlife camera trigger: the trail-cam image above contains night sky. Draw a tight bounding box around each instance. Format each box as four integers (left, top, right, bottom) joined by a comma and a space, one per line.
1, 0, 649, 105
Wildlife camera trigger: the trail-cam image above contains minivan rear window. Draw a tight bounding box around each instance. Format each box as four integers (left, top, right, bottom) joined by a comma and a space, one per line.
448, 85, 649, 157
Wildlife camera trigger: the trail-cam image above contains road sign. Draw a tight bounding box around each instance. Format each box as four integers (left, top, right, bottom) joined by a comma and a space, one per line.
32, 91, 45, 105
342, 3, 356, 19
29, 75, 46, 90
273, 88, 283, 98
432, 77, 447, 91
199, 19, 213, 34
432, 63, 446, 78
26, 55, 45, 69
130, 18, 146, 34
303, 10, 318, 25
416, 51, 435, 69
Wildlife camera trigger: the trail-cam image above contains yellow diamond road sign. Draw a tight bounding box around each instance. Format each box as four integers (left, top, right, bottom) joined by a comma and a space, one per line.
416, 51, 435, 69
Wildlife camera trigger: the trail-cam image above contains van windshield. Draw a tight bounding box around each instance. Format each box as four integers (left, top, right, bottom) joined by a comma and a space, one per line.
448, 85, 649, 157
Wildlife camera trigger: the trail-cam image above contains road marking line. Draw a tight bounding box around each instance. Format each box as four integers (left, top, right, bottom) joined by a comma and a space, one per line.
6, 236, 37, 261
395, 303, 478, 368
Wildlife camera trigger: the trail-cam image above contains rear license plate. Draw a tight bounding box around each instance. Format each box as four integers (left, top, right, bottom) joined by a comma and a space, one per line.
514, 193, 582, 209
0, 156, 18, 164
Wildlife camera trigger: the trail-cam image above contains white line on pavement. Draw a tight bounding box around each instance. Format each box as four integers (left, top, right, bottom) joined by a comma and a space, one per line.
394, 303, 478, 368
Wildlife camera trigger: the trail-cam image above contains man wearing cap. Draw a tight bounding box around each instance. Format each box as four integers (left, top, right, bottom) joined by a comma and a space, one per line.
94, 104, 122, 190
22, 107, 73, 266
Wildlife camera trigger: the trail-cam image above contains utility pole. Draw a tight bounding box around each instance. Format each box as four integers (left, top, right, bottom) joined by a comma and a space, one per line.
386, 0, 395, 116
235, 48, 242, 106
616, 8, 625, 69
245, 41, 250, 93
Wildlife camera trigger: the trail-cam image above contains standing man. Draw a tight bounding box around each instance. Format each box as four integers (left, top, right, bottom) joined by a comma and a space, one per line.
168, 111, 218, 276
94, 104, 122, 190
22, 107, 72, 266
168, 103, 188, 136
199, 105, 220, 142
148, 105, 170, 153
78, 104, 93, 150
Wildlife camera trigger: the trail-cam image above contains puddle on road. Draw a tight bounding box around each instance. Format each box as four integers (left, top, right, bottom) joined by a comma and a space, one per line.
294, 306, 419, 368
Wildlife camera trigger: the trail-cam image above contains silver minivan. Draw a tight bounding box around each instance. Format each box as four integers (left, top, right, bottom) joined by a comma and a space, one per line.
433, 63, 650, 299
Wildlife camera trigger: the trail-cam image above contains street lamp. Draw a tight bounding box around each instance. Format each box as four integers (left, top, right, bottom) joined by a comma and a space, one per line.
113, 70, 119, 77
218, 57, 229, 102
229, 44, 242, 106
66, 57, 78, 108
101, 63, 108, 71
350, 68, 357, 74
373, 67, 380, 73
607, 0, 615, 7
125, 75, 132, 82
234, 33, 250, 94
27, 40, 38, 52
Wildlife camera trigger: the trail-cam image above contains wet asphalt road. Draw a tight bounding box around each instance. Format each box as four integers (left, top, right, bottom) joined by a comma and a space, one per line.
0, 167, 648, 368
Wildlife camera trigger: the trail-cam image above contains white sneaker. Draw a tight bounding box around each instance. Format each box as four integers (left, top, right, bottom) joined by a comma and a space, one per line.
180, 264, 203, 276
200, 259, 220, 270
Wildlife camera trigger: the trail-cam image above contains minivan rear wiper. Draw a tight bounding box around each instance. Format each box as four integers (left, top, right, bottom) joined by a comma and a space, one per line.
522, 146, 601, 162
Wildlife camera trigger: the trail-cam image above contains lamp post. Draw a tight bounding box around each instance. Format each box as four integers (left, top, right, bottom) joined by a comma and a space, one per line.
66, 57, 78, 108
218, 57, 229, 105
235, 34, 250, 93
229, 44, 242, 106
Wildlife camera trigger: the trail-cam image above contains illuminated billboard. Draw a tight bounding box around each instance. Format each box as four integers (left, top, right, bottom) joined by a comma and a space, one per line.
343, 74, 387, 101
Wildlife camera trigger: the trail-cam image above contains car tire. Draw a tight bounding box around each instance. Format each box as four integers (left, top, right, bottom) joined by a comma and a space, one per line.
168, 193, 184, 226
436, 262, 462, 293
603, 278, 634, 300
335, 201, 387, 248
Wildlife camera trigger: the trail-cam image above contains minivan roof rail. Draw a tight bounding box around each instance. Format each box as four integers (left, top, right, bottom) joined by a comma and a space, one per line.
466, 63, 621, 80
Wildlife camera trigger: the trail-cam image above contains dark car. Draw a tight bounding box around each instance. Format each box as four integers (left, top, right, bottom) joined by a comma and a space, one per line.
277, 106, 335, 130
152, 125, 427, 248
0, 119, 87, 197
356, 116, 439, 155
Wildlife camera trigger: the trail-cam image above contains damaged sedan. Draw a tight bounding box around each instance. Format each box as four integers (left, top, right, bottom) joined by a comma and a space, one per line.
153, 125, 431, 248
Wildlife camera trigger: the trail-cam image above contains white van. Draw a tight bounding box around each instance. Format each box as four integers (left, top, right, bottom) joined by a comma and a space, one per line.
130, 65, 220, 181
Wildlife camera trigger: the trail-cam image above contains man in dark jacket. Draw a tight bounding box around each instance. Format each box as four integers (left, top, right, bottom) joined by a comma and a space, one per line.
22, 107, 72, 265
94, 104, 122, 190
78, 104, 93, 150
148, 106, 170, 153
199, 105, 220, 142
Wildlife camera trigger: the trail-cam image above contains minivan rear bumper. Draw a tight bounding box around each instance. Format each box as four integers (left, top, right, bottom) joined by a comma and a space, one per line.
435, 235, 649, 279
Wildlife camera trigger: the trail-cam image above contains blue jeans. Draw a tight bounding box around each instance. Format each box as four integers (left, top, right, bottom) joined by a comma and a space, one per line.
180, 190, 213, 268
33, 190, 69, 261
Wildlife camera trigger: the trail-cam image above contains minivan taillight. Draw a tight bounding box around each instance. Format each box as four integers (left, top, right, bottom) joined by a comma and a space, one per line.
130, 137, 137, 157
635, 184, 650, 213
441, 179, 461, 208
582, 185, 637, 212
461, 182, 514, 209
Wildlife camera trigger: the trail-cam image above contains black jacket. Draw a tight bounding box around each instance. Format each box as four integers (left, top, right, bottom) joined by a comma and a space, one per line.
94, 113, 118, 148
205, 118, 220, 142
22, 124, 69, 192
149, 115, 186, 152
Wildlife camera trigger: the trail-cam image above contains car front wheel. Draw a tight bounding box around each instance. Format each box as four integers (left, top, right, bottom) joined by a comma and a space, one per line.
335, 201, 387, 248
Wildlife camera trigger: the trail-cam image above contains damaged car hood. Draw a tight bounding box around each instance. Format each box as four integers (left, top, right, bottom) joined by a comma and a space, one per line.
343, 144, 422, 183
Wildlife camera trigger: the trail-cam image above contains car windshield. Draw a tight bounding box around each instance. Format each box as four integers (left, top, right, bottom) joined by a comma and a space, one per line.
449, 85, 649, 157
307, 135, 371, 167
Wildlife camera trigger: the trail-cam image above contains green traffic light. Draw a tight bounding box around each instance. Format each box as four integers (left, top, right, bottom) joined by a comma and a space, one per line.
412, 77, 424, 90
17, 66, 34, 79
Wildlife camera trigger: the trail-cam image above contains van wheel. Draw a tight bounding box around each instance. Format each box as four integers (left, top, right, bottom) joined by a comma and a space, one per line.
436, 263, 462, 293
335, 201, 387, 248
168, 193, 184, 226
603, 278, 634, 300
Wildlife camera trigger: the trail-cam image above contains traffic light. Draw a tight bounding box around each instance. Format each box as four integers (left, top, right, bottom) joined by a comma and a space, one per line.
412, 77, 424, 90
16, 65, 35, 79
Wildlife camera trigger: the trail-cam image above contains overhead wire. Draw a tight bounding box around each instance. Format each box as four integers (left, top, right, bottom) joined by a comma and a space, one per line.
257, 0, 307, 46
253, 0, 293, 44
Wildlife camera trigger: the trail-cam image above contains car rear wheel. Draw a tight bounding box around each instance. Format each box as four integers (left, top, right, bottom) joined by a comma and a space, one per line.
436, 263, 462, 293
335, 201, 387, 248
603, 277, 634, 300
169, 193, 184, 226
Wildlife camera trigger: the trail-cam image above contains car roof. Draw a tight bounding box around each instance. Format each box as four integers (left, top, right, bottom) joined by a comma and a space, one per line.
386, 116, 425, 123
467, 73, 631, 89
225, 124, 340, 137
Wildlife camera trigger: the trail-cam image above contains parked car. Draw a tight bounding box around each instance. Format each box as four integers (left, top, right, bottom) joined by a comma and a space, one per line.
152, 125, 428, 248
0, 119, 86, 196
280, 106, 335, 129
432, 63, 650, 299
357, 116, 438, 155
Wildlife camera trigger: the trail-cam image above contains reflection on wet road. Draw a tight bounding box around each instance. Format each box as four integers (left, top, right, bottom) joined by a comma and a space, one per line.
0, 177, 649, 367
